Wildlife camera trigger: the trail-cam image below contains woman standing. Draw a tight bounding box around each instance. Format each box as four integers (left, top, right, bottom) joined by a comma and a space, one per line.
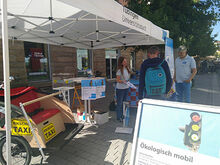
115, 56, 131, 121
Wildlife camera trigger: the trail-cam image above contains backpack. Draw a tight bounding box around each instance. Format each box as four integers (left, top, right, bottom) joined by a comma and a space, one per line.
145, 60, 166, 96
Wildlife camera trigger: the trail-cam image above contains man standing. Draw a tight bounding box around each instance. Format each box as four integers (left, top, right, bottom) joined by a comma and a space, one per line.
138, 46, 172, 100
173, 45, 197, 103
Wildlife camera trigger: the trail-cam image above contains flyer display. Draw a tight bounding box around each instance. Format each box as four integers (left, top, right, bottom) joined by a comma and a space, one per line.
130, 99, 220, 165
81, 78, 106, 100
126, 81, 137, 89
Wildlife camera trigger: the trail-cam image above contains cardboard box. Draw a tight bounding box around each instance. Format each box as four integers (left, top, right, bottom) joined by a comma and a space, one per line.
36, 112, 65, 143
94, 111, 109, 125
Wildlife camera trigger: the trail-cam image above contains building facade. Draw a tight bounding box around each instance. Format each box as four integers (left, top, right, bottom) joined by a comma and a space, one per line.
0, 39, 147, 88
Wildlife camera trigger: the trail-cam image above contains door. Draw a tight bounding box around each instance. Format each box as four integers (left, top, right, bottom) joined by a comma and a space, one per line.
105, 49, 117, 79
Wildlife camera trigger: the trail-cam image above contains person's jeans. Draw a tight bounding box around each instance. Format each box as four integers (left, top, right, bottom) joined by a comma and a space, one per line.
116, 88, 129, 120
175, 82, 191, 103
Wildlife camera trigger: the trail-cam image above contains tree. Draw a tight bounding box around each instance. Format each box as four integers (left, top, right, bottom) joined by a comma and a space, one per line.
128, 0, 219, 57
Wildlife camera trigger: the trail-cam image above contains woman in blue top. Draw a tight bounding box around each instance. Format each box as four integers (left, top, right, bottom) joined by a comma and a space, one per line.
115, 56, 131, 121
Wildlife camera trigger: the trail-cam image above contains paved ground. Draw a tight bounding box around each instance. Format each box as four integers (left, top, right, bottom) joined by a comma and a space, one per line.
31, 110, 137, 165
192, 71, 220, 106
30, 71, 220, 165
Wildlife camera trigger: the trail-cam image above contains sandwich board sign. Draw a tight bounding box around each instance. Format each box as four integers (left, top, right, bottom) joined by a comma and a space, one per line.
130, 99, 220, 165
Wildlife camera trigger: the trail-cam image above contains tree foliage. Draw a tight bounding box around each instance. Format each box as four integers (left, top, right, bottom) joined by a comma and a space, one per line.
128, 0, 220, 57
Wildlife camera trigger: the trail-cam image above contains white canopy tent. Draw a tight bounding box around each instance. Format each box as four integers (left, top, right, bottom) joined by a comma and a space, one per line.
1, 0, 168, 49
0, 0, 169, 164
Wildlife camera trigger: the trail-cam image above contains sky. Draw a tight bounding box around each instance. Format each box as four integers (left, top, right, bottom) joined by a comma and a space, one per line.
212, 21, 220, 41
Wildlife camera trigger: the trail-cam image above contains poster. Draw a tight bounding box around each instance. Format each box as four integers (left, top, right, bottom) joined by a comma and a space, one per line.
81, 78, 105, 100
165, 38, 176, 100
130, 99, 220, 165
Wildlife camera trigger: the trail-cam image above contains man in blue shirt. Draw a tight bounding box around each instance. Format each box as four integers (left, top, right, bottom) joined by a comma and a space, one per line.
173, 45, 197, 103
138, 46, 172, 100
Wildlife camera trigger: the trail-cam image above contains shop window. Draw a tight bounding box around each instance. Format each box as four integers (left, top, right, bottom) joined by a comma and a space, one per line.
77, 49, 90, 76
130, 51, 136, 71
24, 42, 49, 81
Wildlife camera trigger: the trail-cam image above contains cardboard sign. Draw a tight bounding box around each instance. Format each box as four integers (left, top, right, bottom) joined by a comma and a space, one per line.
130, 99, 220, 165
11, 119, 32, 136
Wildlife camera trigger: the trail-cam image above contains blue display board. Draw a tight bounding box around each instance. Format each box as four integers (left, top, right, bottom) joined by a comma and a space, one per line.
81, 78, 105, 100
131, 99, 220, 165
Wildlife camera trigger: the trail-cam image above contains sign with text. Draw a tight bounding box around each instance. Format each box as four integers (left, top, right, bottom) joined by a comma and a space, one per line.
11, 119, 32, 136
130, 99, 220, 165
81, 78, 106, 100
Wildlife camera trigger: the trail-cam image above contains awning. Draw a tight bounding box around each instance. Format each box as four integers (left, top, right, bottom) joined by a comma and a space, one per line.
0, 0, 169, 49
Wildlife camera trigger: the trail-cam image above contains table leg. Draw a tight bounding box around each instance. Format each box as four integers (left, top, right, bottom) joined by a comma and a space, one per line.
88, 100, 91, 123
67, 90, 70, 107
84, 100, 87, 122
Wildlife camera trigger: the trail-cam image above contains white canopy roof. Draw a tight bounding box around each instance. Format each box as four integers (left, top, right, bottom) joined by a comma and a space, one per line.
0, 0, 169, 49
0, 1, 170, 162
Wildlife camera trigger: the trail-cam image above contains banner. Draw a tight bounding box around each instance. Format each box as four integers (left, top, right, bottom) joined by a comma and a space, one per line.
165, 37, 176, 100
165, 38, 174, 78
130, 99, 220, 165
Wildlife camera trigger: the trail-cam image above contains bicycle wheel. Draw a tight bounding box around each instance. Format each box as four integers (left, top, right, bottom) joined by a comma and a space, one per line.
0, 136, 32, 165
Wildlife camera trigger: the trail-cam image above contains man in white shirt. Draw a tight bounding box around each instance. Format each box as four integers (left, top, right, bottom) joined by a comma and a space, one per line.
173, 45, 197, 103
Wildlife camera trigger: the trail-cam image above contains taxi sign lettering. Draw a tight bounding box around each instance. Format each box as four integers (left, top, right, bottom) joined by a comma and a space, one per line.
42, 123, 56, 142
11, 119, 32, 136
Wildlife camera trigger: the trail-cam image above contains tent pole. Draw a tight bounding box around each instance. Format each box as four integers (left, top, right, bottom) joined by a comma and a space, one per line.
1, 0, 12, 164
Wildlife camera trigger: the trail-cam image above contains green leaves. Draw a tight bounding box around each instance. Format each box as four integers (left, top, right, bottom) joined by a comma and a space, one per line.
128, 0, 219, 57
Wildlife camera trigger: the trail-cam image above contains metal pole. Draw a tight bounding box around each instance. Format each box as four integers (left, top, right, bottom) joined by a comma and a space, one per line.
88, 49, 93, 73
88, 100, 91, 123
1, 0, 11, 164
84, 100, 87, 122
19, 103, 46, 160
110, 58, 112, 79
47, 44, 52, 80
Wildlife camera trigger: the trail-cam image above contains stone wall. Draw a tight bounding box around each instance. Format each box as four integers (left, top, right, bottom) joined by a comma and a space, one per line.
120, 47, 134, 68
93, 49, 106, 77
50, 45, 77, 77
135, 49, 146, 70
0, 40, 28, 87
120, 47, 146, 71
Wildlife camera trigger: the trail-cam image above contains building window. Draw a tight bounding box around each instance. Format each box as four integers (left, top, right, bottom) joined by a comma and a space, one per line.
77, 49, 91, 76
130, 51, 136, 71
24, 42, 49, 81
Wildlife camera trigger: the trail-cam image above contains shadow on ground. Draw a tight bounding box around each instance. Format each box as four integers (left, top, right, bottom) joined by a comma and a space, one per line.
31, 109, 137, 165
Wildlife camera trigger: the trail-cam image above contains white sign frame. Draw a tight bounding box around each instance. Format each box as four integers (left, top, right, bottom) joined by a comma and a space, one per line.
130, 99, 220, 165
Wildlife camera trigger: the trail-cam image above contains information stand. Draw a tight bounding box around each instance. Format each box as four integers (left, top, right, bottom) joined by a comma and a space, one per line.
63, 77, 106, 123
81, 78, 106, 123
130, 99, 220, 165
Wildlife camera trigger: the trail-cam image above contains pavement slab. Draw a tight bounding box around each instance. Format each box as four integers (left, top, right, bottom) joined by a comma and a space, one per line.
30, 72, 220, 165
